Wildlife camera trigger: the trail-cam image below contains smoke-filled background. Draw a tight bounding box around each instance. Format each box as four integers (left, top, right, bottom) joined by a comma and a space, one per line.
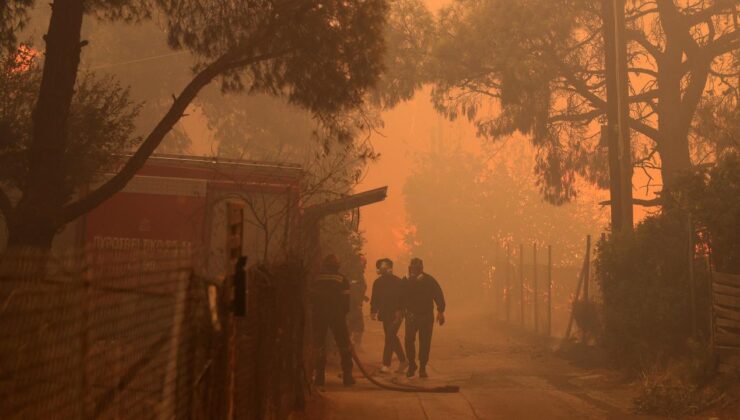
1, 0, 738, 419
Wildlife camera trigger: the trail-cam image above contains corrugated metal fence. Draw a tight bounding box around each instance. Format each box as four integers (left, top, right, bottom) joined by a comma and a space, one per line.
712, 271, 740, 371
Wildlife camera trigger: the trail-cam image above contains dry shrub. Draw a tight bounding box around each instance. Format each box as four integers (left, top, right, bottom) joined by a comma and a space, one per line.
634, 355, 724, 418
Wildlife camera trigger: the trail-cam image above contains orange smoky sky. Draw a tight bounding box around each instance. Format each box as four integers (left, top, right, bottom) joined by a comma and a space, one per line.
356, 0, 473, 276
356, 88, 483, 275
355, 0, 657, 279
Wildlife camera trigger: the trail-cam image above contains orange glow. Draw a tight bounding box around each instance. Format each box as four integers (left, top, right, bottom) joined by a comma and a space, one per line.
11, 45, 37, 73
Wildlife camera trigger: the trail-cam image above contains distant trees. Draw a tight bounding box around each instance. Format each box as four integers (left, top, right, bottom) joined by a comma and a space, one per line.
0, 0, 389, 249
428, 0, 739, 204
403, 138, 606, 296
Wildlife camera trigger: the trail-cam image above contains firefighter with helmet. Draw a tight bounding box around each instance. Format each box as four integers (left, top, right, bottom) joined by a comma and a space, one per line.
312, 254, 355, 386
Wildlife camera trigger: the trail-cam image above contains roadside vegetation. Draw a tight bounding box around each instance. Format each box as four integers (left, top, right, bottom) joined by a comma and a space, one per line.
595, 152, 740, 415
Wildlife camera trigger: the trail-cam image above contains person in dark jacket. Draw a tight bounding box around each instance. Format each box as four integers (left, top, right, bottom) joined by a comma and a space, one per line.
312, 254, 355, 386
401, 258, 445, 378
370, 258, 407, 374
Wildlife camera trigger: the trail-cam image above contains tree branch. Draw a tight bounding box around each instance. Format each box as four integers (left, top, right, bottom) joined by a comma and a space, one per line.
626, 28, 664, 59
629, 119, 660, 141
558, 65, 607, 110
629, 89, 660, 103
549, 108, 603, 123
683, 0, 737, 26
704, 29, 740, 57
599, 197, 662, 207
61, 50, 288, 223
558, 63, 660, 142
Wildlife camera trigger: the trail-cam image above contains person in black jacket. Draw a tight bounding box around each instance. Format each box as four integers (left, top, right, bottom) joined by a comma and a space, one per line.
401, 258, 445, 378
312, 254, 355, 386
370, 258, 407, 374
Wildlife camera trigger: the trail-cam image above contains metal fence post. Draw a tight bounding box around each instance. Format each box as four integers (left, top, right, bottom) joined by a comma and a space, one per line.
548, 245, 552, 338
584, 235, 591, 301
506, 245, 511, 323
533, 243, 538, 333
519, 244, 525, 326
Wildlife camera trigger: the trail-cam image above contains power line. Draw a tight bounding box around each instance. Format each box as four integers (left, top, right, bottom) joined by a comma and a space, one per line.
85, 51, 190, 71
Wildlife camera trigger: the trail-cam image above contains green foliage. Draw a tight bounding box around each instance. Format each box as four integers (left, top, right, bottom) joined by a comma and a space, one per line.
370, 0, 435, 109
0, 0, 392, 248
153, 0, 388, 115
428, 0, 739, 203
0, 0, 33, 51
595, 210, 711, 370
0, 47, 140, 195
572, 299, 601, 340
677, 152, 740, 274
429, 0, 600, 204
694, 95, 740, 156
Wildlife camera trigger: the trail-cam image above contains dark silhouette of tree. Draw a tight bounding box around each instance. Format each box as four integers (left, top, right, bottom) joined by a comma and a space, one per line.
428, 0, 738, 204
371, 0, 436, 109
0, 45, 140, 226
0, 0, 389, 248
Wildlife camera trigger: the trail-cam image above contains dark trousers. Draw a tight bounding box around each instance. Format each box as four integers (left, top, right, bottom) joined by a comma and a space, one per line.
313, 309, 353, 376
382, 319, 406, 366
404, 314, 434, 368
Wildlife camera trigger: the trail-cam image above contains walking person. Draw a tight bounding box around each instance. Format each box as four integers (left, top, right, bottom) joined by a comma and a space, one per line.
401, 258, 445, 378
370, 258, 407, 374
311, 254, 355, 387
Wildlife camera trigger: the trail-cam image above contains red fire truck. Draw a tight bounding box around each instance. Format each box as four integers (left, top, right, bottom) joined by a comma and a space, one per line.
63, 154, 304, 278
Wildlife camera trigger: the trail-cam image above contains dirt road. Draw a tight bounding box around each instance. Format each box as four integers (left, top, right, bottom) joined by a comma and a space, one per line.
306, 310, 652, 420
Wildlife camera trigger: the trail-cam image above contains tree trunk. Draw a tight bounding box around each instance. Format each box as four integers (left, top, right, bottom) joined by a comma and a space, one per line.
658, 126, 692, 190
658, 36, 693, 192
8, 0, 85, 251
5, 216, 57, 249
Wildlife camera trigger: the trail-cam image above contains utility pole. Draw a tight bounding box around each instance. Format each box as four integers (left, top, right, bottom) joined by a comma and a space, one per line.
602, 0, 634, 233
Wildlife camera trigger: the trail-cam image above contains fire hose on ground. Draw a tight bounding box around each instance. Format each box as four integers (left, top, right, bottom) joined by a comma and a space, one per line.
349, 346, 460, 393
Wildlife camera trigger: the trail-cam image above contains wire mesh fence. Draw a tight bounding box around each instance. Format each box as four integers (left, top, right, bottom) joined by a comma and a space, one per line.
0, 247, 224, 420
0, 247, 311, 420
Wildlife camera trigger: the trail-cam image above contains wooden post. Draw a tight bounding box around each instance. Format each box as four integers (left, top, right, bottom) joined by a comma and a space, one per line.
533, 242, 539, 333
563, 236, 591, 343
562, 261, 585, 344
494, 247, 499, 319
547, 245, 552, 337
506, 245, 511, 323
583, 235, 591, 301
520, 243, 525, 326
